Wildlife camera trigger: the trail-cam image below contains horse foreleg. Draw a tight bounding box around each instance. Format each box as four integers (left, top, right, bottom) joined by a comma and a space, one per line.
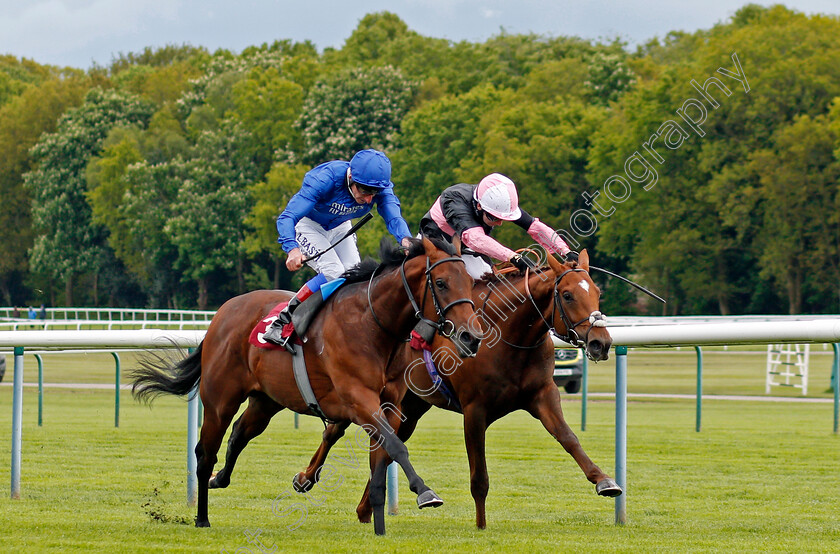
462, 403, 490, 529
354, 391, 442, 529
368, 444, 390, 535
293, 420, 351, 493
210, 393, 282, 489
357, 393, 431, 523
528, 384, 621, 497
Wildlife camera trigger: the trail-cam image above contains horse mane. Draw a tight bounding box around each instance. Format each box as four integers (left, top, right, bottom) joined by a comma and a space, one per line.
474, 265, 553, 287
340, 235, 457, 285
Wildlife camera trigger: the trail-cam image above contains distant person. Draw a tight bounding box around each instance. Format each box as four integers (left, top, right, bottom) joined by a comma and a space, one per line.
27, 306, 36, 319
39, 304, 46, 320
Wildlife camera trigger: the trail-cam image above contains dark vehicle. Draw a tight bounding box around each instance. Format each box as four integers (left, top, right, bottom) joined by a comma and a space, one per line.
553, 347, 583, 393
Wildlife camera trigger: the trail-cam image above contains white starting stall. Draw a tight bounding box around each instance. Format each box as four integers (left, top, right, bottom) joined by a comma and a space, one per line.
766, 343, 810, 395
4, 320, 840, 527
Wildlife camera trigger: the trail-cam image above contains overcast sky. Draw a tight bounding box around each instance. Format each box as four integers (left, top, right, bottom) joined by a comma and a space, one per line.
1, 1, 837, 70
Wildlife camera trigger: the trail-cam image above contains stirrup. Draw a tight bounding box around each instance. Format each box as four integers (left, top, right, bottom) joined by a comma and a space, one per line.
277, 335, 296, 354
262, 320, 288, 344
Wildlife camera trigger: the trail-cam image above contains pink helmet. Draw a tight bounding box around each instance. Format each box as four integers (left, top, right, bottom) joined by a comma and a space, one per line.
473, 173, 521, 221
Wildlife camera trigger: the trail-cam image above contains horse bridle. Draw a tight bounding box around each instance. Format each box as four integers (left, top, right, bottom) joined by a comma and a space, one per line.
368, 255, 475, 340
477, 265, 605, 352
537, 267, 607, 349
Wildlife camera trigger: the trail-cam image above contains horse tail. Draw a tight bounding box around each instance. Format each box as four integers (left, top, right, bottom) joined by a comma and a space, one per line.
130, 342, 204, 404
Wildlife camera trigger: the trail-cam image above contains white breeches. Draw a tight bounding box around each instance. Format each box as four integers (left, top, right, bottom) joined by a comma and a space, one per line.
295, 218, 361, 280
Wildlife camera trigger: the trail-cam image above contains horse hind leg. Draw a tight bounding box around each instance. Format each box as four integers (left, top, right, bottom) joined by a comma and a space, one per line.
210, 393, 282, 490
195, 390, 246, 527
293, 420, 351, 493
462, 404, 490, 529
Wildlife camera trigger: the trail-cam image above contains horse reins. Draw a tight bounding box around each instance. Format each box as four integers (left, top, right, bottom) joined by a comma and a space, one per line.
486, 265, 607, 352
546, 268, 608, 349
368, 255, 475, 340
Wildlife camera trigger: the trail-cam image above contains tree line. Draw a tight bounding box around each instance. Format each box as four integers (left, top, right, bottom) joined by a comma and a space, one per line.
0, 4, 838, 315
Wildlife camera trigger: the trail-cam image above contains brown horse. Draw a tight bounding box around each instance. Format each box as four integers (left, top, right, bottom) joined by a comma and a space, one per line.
130, 236, 482, 535
294, 249, 621, 529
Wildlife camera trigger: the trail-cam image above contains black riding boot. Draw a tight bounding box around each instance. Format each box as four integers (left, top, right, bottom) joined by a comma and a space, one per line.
262, 296, 303, 352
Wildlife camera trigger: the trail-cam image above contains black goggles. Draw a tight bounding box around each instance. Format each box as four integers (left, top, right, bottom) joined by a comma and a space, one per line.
353, 182, 381, 196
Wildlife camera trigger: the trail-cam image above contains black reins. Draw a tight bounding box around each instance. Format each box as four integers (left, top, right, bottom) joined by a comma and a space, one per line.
485, 266, 606, 351
548, 268, 607, 348
368, 255, 475, 340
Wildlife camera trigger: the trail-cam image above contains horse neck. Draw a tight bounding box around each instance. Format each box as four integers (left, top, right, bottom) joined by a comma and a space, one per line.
368, 259, 426, 338
478, 270, 555, 345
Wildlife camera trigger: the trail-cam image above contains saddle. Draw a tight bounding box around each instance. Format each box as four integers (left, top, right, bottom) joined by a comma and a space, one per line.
249, 278, 346, 350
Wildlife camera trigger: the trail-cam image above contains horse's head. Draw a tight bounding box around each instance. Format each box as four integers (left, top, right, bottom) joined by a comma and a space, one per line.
403, 236, 482, 358
545, 249, 612, 361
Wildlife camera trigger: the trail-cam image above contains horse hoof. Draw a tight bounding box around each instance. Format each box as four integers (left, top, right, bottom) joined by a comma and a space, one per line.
596, 478, 622, 497
357, 507, 372, 523
292, 473, 314, 493
208, 472, 227, 489
195, 519, 211, 528
416, 489, 443, 509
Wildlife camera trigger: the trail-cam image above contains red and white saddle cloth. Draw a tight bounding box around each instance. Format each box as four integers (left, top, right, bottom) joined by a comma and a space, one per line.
248, 302, 303, 350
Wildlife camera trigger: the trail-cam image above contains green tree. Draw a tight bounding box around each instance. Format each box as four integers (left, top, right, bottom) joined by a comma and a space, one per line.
592, 5, 840, 314
739, 115, 839, 313
24, 88, 154, 305
585, 51, 637, 105
0, 75, 93, 305
230, 66, 305, 175
393, 84, 509, 227
294, 65, 417, 165
165, 123, 258, 309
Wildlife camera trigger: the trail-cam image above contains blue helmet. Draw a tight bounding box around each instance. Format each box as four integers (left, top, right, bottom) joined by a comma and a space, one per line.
350, 149, 393, 189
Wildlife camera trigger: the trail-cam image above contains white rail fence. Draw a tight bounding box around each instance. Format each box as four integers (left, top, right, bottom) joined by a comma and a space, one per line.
0, 320, 212, 331
4, 319, 840, 527
0, 307, 215, 322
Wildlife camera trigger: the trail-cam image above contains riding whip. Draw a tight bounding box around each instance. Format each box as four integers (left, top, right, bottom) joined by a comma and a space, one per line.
301, 212, 374, 263
589, 265, 667, 304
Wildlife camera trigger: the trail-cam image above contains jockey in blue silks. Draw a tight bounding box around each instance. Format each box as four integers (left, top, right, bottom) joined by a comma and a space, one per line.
263, 149, 413, 350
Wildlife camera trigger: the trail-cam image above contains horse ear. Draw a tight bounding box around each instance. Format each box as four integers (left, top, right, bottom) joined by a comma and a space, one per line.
579, 249, 590, 270
452, 235, 462, 256
422, 235, 436, 256
545, 252, 564, 273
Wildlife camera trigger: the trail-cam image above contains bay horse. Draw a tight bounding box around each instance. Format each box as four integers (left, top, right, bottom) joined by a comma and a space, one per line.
293, 249, 621, 529
130, 236, 482, 535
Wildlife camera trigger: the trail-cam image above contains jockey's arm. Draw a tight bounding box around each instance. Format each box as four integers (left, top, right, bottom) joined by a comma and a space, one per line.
523, 217, 571, 256
460, 227, 517, 262
374, 189, 413, 247
276, 179, 321, 254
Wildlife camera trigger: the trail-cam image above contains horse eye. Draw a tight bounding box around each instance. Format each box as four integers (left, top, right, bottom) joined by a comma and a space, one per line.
435, 279, 447, 290
562, 291, 573, 302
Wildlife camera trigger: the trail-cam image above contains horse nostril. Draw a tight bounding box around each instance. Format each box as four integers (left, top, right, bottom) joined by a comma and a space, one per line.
459, 331, 480, 354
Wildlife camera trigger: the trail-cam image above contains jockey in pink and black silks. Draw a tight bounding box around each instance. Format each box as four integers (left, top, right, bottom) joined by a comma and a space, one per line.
420, 173, 577, 279
264, 149, 413, 350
